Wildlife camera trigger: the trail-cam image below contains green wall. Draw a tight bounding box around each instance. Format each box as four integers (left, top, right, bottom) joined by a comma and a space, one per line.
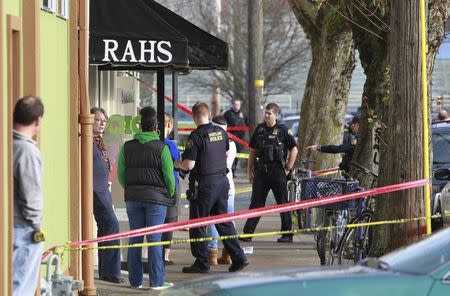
2, 0, 72, 278
39, 10, 71, 267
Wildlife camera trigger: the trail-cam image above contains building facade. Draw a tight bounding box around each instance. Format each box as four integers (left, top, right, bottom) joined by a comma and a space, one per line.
1, 0, 79, 294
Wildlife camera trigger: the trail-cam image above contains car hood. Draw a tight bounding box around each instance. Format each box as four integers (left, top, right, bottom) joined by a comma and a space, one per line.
162, 265, 434, 296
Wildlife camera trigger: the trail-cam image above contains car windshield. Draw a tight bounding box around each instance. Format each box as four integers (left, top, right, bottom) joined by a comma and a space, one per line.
379, 227, 450, 275
432, 131, 450, 164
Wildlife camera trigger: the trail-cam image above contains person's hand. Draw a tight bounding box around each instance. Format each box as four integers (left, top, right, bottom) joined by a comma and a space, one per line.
284, 168, 290, 176
247, 171, 254, 184
306, 144, 320, 151
174, 160, 181, 169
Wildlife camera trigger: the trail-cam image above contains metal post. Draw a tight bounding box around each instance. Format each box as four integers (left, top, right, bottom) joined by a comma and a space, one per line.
419, 0, 431, 235
172, 71, 178, 141
157, 68, 165, 140
79, 0, 96, 294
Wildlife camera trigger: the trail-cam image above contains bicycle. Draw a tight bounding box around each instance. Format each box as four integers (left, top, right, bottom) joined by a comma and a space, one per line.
336, 163, 378, 265
287, 159, 314, 229
309, 178, 359, 266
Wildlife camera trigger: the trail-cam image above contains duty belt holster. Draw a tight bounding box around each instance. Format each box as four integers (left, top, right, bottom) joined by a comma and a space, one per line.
186, 173, 199, 202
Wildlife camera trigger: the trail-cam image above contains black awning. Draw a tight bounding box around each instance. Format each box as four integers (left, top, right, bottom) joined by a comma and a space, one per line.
90, 0, 228, 70
145, 0, 229, 70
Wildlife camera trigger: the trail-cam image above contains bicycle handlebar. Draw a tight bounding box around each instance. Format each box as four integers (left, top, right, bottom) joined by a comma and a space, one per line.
350, 162, 378, 179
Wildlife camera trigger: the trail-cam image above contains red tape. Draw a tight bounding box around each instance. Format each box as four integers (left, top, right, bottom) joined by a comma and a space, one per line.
71, 178, 428, 247
312, 167, 339, 176
179, 126, 251, 132
132, 75, 253, 151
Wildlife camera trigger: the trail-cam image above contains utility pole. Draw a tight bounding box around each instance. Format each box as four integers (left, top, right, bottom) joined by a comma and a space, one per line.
211, 0, 222, 116
247, 0, 264, 127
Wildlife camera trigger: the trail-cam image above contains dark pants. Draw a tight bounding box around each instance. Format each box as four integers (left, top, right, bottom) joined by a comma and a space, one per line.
161, 216, 177, 249
162, 186, 179, 249
243, 167, 292, 236
94, 208, 122, 279
189, 174, 246, 269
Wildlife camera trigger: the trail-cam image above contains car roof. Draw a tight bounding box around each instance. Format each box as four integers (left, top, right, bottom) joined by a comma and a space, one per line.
283, 115, 299, 120
380, 226, 450, 274
432, 121, 450, 132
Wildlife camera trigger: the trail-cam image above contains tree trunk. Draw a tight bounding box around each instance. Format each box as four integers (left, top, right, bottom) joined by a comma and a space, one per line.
248, 0, 264, 127
373, 0, 424, 255
346, 1, 390, 188
348, 0, 450, 256
290, 0, 355, 170
426, 0, 450, 95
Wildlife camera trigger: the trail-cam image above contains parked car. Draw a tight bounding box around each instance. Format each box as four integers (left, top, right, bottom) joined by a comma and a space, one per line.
291, 121, 299, 142
162, 227, 450, 295
282, 115, 300, 130
433, 168, 450, 226
431, 121, 450, 229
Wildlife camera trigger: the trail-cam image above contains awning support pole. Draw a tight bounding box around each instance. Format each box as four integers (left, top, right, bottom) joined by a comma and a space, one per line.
79, 0, 96, 294
157, 68, 165, 140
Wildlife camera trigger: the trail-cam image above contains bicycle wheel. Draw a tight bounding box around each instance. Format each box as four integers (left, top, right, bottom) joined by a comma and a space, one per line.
337, 210, 374, 265
288, 181, 303, 229
317, 211, 337, 266
288, 181, 299, 227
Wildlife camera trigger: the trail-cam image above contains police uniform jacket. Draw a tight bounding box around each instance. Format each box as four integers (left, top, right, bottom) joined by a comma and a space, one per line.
320, 130, 357, 172
183, 123, 229, 177
223, 109, 247, 139
249, 121, 297, 169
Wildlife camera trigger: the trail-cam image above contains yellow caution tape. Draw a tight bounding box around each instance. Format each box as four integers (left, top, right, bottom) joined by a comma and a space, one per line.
64, 214, 446, 253
235, 153, 249, 159
235, 186, 252, 194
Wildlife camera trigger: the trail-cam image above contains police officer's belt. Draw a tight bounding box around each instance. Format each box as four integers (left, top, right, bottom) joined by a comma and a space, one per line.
255, 162, 283, 170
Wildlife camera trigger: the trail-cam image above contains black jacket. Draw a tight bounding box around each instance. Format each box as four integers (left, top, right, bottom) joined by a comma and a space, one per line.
124, 139, 175, 206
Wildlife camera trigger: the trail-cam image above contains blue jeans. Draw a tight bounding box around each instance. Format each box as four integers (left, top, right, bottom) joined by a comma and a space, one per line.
126, 201, 167, 287
13, 224, 44, 296
207, 192, 235, 249
94, 208, 121, 279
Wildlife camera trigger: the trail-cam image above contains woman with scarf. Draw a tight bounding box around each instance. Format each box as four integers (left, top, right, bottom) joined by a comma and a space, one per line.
91, 107, 124, 283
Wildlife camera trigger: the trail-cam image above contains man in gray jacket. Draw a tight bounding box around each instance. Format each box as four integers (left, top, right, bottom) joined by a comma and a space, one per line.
13, 96, 45, 296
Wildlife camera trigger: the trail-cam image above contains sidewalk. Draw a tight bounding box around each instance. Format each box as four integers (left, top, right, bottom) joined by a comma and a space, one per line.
95, 172, 320, 295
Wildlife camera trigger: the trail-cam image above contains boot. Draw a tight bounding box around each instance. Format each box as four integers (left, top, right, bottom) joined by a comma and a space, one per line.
217, 248, 232, 265
208, 248, 218, 265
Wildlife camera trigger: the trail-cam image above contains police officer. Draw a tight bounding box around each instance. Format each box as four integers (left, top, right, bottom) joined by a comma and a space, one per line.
223, 98, 248, 176
174, 102, 248, 274
241, 103, 298, 243
306, 116, 359, 173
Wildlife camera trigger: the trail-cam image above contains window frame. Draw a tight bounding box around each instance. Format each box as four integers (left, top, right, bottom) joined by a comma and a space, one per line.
41, 0, 56, 13
57, 0, 69, 20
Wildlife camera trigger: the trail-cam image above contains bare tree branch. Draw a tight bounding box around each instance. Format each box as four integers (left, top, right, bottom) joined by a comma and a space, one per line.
288, 0, 320, 38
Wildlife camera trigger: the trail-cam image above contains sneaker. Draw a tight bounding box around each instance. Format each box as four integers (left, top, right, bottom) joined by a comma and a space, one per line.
277, 235, 293, 243
164, 259, 174, 265
130, 285, 143, 289
151, 282, 174, 290
101, 276, 125, 283
228, 260, 249, 272
182, 264, 210, 274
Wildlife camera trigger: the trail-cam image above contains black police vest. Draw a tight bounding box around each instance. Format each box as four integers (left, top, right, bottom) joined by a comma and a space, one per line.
124, 139, 174, 205
254, 124, 285, 165
195, 125, 228, 176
